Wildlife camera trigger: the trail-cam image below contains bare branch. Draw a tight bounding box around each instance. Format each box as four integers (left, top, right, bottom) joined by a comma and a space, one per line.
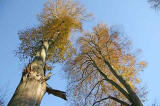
92, 96, 130, 106
46, 85, 67, 100
44, 72, 52, 81
84, 79, 105, 105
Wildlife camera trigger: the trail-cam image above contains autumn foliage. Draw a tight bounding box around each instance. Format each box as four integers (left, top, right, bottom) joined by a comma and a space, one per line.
16, 0, 91, 63
65, 24, 147, 105
13, 0, 147, 105
11, 0, 91, 104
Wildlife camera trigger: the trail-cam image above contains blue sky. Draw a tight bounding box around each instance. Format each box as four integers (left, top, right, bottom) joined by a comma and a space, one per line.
0, 0, 160, 105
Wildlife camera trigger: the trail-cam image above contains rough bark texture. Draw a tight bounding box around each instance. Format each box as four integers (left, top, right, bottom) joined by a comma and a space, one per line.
8, 41, 49, 106
8, 60, 46, 106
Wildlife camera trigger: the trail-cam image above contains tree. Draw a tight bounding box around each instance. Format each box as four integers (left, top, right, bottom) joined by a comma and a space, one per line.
65, 24, 147, 106
8, 0, 90, 106
148, 0, 160, 9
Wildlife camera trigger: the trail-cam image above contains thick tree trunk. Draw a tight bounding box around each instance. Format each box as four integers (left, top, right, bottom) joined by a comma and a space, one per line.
8, 71, 46, 106
8, 41, 49, 106
8, 41, 67, 106
8, 56, 47, 106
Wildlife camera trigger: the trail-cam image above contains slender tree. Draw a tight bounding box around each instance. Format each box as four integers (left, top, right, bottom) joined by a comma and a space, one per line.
8, 0, 90, 106
65, 24, 147, 106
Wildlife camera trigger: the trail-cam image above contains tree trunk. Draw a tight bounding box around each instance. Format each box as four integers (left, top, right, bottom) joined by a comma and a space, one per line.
8, 41, 67, 105
8, 71, 46, 106
103, 59, 143, 106
8, 41, 49, 106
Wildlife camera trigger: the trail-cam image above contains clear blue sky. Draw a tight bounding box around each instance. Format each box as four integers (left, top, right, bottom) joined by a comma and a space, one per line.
0, 0, 160, 105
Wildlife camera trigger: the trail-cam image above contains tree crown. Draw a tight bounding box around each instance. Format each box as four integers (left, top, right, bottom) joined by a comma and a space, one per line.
65, 23, 147, 105
16, 0, 91, 63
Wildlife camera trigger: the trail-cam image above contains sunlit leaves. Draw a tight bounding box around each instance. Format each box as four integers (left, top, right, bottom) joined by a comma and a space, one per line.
16, 0, 91, 63
66, 23, 147, 105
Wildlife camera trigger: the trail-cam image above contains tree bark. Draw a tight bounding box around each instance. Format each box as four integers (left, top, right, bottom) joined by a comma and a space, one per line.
8, 41, 48, 106
8, 70, 46, 106
8, 41, 67, 106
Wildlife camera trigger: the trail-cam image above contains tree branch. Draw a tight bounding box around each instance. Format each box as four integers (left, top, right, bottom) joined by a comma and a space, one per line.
86, 54, 131, 102
92, 96, 130, 106
102, 57, 142, 105
46, 85, 67, 100
93, 47, 142, 105
84, 79, 104, 105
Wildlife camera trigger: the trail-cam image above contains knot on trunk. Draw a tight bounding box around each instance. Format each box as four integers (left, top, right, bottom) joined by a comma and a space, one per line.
22, 65, 46, 83
22, 66, 52, 83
